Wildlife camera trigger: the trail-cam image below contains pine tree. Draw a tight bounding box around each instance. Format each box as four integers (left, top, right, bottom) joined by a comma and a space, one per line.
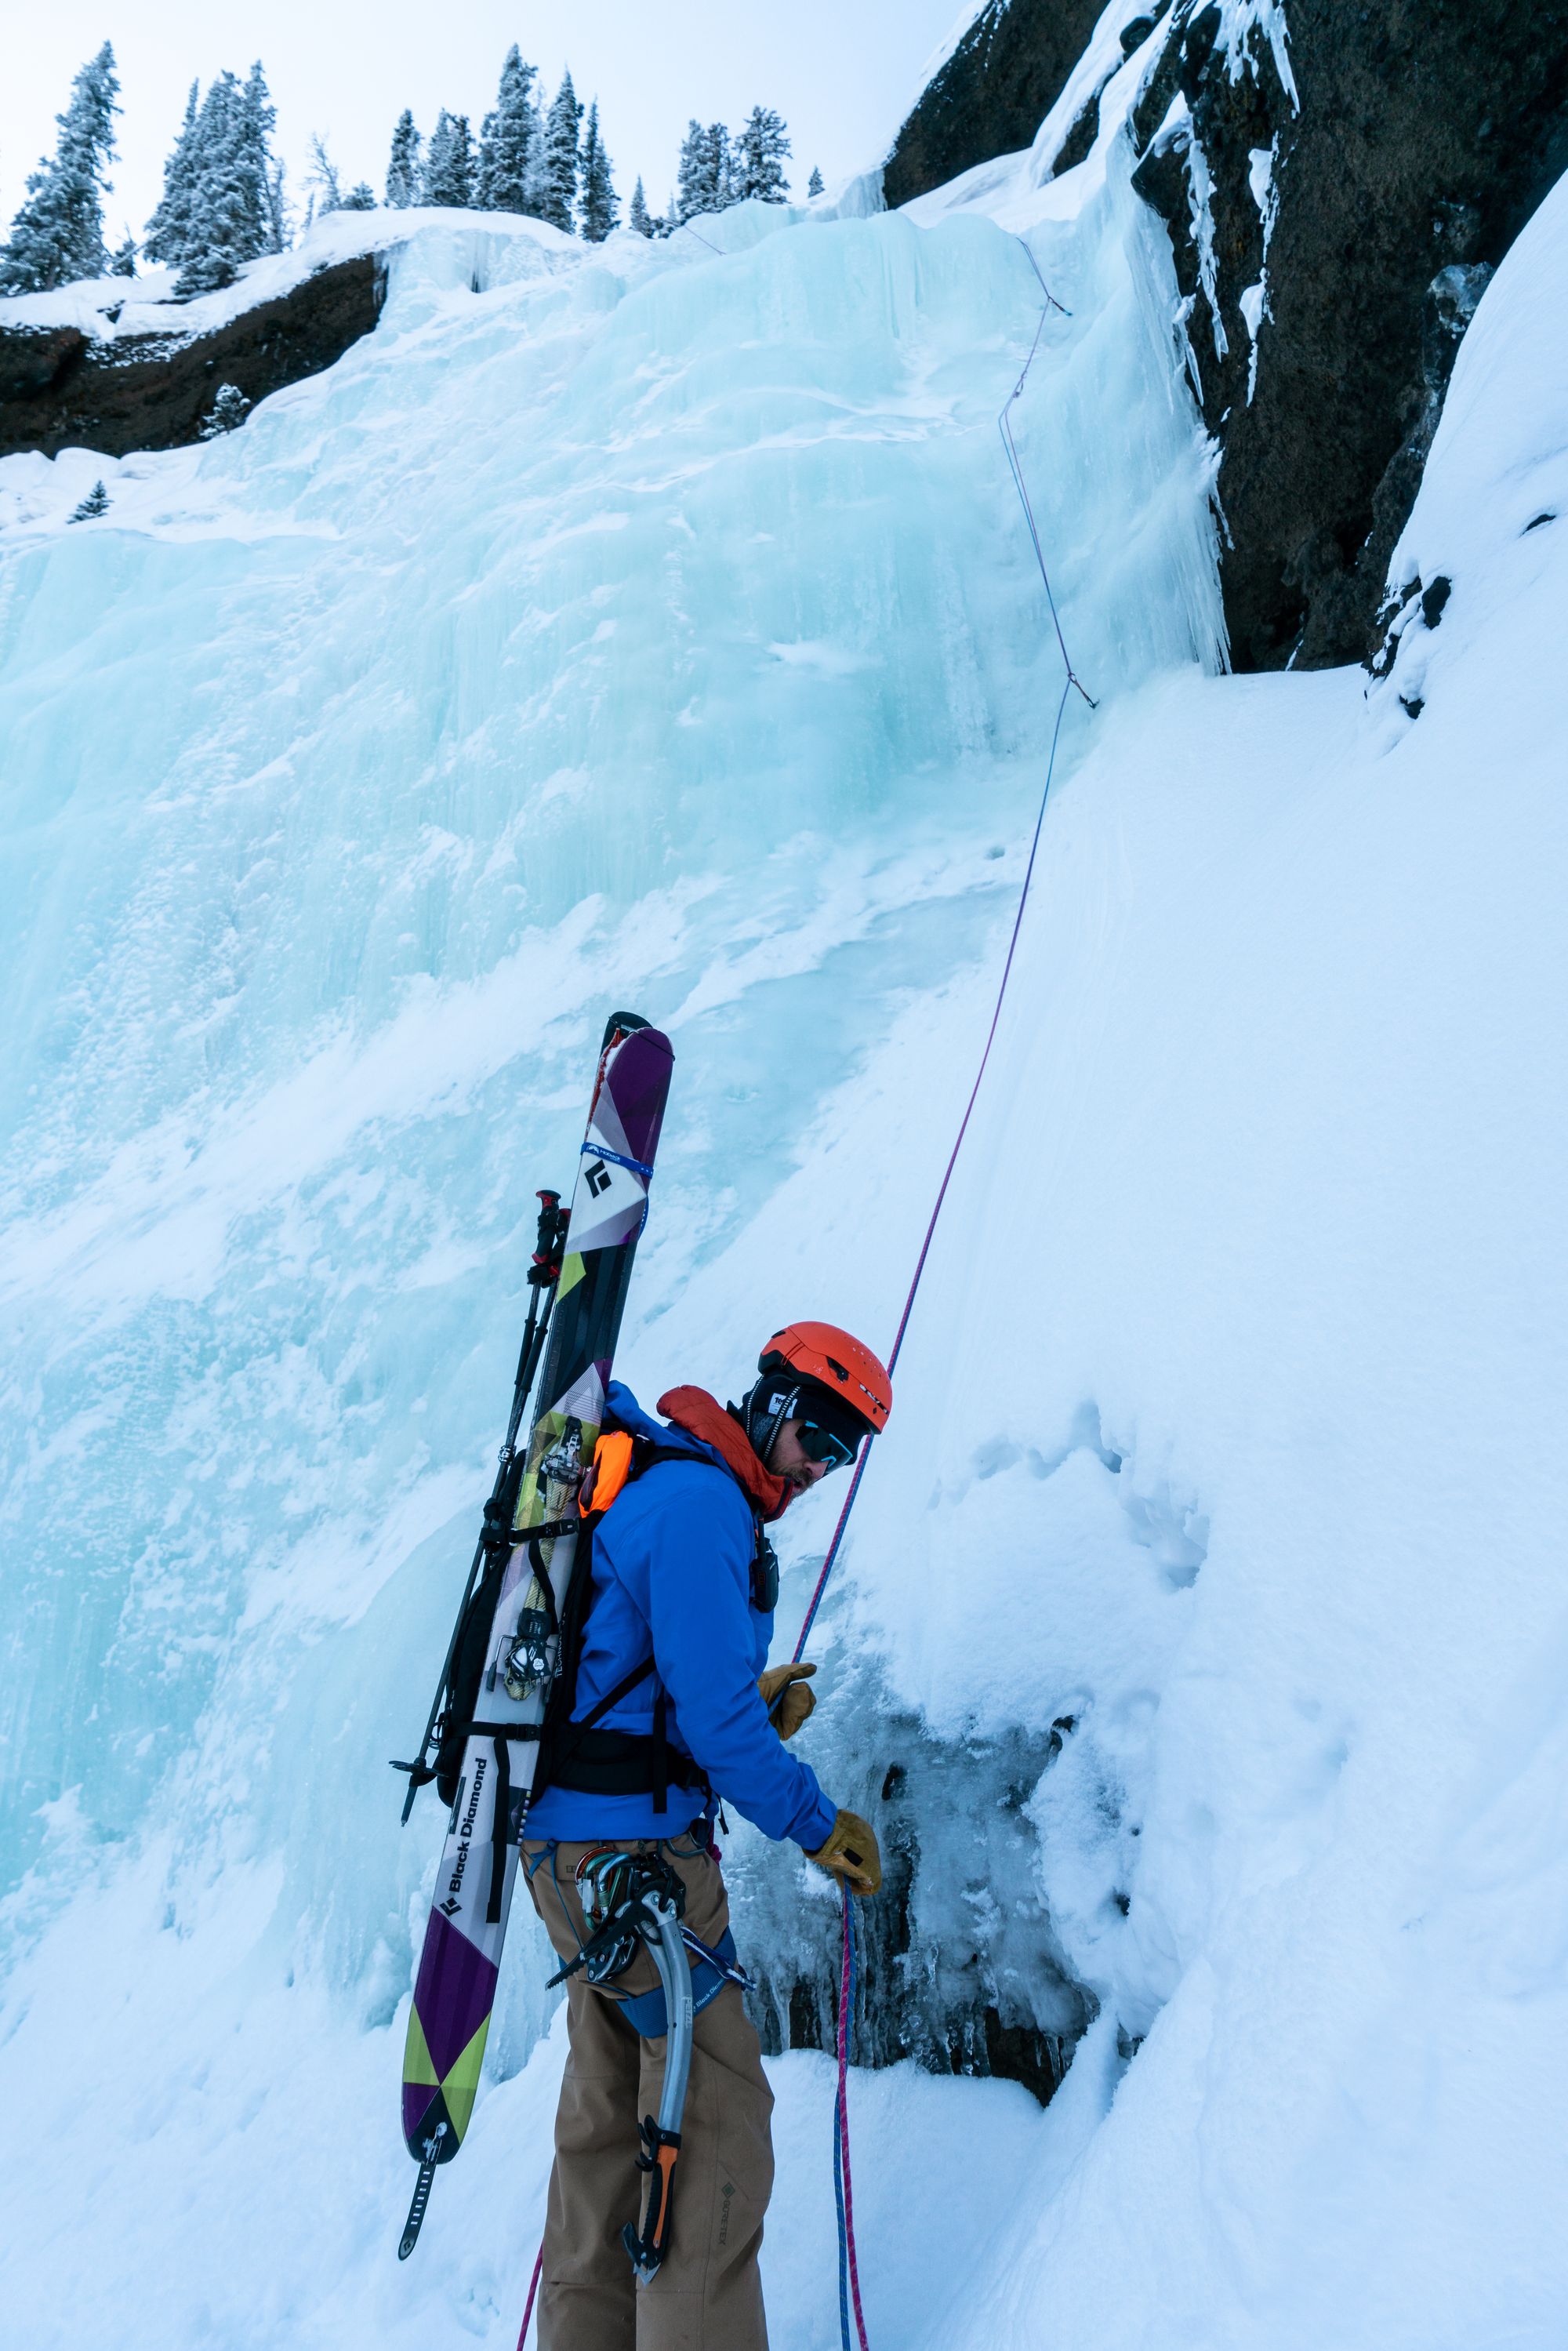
735, 107, 791, 203
421, 110, 476, 207
68, 479, 110, 521
807, 165, 824, 200
386, 110, 421, 207
174, 64, 281, 297
241, 66, 283, 254
711, 124, 739, 209
628, 176, 653, 238
577, 103, 618, 242
341, 182, 376, 212
266, 156, 289, 253
144, 82, 201, 267
199, 383, 251, 438
521, 87, 550, 216
674, 121, 707, 221
676, 120, 736, 222
109, 231, 136, 276
478, 46, 536, 213
0, 43, 121, 295
535, 72, 583, 232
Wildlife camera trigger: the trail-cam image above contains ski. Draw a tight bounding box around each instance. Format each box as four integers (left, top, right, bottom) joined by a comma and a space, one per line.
396, 1010, 674, 2251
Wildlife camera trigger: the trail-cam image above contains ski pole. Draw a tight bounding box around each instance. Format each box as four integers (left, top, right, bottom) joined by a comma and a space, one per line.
391, 1189, 568, 1819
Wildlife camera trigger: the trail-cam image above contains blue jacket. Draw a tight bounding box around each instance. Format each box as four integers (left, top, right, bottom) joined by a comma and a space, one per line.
524, 1382, 838, 1851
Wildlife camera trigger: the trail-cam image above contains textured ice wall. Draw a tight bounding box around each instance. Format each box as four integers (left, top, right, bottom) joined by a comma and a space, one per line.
0, 189, 1215, 1899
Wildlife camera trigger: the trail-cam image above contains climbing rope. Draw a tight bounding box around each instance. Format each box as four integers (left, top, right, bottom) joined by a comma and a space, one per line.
790, 231, 1094, 2349
514, 2247, 543, 2350
515, 233, 1089, 2351
833, 1889, 873, 2351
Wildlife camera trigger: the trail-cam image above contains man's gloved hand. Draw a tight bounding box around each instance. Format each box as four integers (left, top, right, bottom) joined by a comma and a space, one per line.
758, 1660, 817, 1741
808, 1808, 882, 1897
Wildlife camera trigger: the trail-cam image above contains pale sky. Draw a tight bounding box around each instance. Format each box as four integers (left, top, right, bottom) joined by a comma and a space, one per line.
2, 3, 969, 244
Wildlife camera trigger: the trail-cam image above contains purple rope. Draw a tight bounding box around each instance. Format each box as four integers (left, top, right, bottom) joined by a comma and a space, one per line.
514, 2244, 543, 2348
793, 663, 1076, 1662
834, 1884, 873, 2351
792, 238, 1090, 2349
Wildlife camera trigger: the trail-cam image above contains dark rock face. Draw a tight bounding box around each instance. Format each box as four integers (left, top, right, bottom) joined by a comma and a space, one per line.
0, 253, 387, 462
1128, 0, 1568, 669
883, 0, 1568, 670
883, 0, 1107, 208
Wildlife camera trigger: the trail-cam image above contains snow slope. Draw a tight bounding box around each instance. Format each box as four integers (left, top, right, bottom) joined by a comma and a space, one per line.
2, 75, 1566, 2351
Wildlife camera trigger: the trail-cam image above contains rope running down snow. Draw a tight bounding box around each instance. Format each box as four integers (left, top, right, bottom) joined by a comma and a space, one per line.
788, 234, 1093, 2351
515, 2250, 543, 2350
516, 236, 1089, 2351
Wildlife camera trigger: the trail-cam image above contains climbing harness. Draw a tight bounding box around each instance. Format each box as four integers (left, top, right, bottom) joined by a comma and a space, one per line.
514, 234, 1091, 2350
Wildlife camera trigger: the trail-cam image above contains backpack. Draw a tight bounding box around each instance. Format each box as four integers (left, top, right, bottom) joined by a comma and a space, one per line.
432, 1426, 778, 1820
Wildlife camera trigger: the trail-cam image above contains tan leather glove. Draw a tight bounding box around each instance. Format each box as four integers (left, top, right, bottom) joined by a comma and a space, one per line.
808, 1807, 882, 1897
758, 1660, 817, 1741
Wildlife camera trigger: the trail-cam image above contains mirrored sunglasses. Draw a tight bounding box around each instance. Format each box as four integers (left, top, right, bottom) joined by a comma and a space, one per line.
796, 1418, 859, 1472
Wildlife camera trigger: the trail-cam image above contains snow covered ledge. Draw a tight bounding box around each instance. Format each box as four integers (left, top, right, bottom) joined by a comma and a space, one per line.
0, 208, 576, 461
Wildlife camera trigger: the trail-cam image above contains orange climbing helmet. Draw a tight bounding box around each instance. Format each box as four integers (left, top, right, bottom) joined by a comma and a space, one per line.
756, 1320, 891, 1436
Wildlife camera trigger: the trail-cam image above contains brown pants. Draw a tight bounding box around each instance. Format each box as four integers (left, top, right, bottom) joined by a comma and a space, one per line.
523, 1833, 773, 2351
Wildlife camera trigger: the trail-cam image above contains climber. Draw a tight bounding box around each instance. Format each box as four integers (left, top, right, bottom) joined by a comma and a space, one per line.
521, 1319, 890, 2351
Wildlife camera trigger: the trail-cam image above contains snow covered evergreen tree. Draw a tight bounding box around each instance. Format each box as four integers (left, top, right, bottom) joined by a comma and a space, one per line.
421, 110, 475, 207
807, 165, 824, 200
341, 183, 376, 212
386, 111, 421, 207
67, 479, 109, 521
109, 231, 136, 276
674, 122, 707, 220
242, 67, 284, 254
714, 125, 740, 209
535, 73, 583, 232
628, 176, 654, 238
143, 82, 203, 270
735, 107, 791, 202
199, 383, 251, 438
577, 103, 618, 242
265, 156, 289, 253
173, 65, 281, 296
676, 120, 735, 221
477, 47, 536, 213
0, 43, 121, 295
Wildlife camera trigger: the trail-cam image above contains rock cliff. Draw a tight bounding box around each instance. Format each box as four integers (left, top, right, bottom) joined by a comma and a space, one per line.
885, 0, 1568, 668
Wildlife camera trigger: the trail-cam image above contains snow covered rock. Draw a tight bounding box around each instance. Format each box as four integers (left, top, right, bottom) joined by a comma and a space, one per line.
0, 252, 383, 460
0, 209, 572, 461
886, 0, 1568, 670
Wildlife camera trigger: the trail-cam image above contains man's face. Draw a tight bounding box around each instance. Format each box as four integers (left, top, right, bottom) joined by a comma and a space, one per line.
768, 1415, 830, 1491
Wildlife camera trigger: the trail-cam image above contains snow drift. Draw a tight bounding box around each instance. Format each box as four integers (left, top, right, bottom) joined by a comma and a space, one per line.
2, 77, 1566, 2351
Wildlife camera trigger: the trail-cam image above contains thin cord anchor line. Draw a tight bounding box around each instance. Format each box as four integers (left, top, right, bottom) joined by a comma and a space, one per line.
791, 249, 1094, 2351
